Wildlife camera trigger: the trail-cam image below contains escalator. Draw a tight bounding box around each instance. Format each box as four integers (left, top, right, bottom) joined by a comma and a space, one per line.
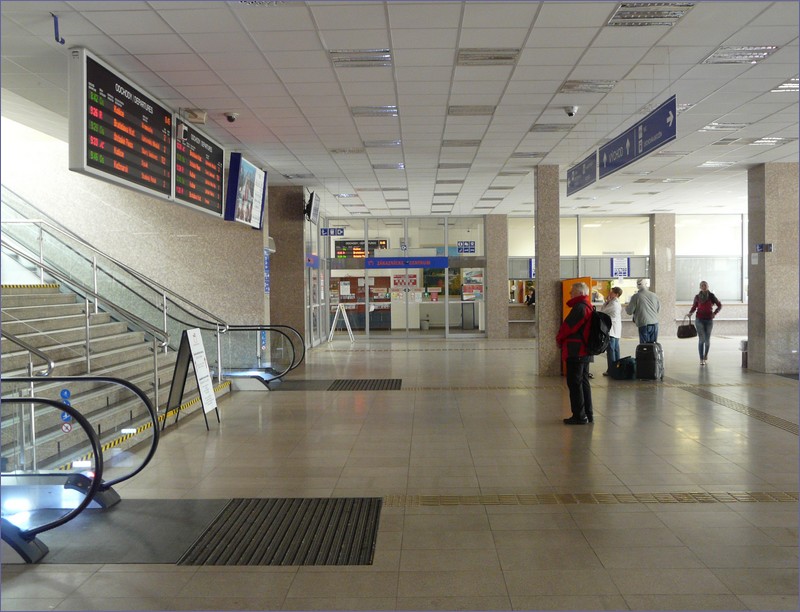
2, 374, 160, 563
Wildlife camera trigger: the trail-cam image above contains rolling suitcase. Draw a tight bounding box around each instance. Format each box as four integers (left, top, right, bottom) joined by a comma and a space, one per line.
635, 343, 664, 380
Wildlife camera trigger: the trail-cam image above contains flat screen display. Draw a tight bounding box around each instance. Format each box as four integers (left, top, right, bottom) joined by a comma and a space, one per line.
224, 152, 267, 229
335, 239, 388, 258
174, 120, 224, 215
306, 191, 321, 224
69, 48, 172, 198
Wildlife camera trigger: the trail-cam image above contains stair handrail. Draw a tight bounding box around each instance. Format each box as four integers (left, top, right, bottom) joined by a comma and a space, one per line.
2, 241, 166, 410
0, 396, 104, 539
4, 376, 159, 490
1, 216, 229, 333
2, 330, 56, 377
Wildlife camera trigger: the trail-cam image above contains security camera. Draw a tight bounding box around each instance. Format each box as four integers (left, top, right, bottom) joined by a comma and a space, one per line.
564, 106, 579, 117
225, 112, 239, 123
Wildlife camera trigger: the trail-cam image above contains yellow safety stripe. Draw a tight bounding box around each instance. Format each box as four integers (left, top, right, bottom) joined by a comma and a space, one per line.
58, 381, 231, 471
1, 284, 60, 289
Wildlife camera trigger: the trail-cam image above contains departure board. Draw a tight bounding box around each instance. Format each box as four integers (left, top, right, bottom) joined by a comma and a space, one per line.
335, 239, 388, 258
69, 49, 172, 198
174, 120, 224, 215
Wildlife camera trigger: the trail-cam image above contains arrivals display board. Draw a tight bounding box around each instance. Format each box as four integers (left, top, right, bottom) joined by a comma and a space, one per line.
69, 48, 173, 199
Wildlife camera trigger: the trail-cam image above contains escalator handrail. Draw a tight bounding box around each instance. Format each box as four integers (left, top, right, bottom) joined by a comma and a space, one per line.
0, 397, 103, 539
225, 324, 305, 371
2, 330, 56, 377
4, 376, 159, 490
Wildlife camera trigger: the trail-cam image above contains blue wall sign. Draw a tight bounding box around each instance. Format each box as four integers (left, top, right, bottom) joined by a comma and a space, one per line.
529, 258, 536, 279
60, 411, 72, 422
457, 241, 476, 254
566, 152, 597, 196
320, 227, 344, 236
611, 257, 630, 277
305, 253, 319, 269
365, 257, 449, 269
599, 95, 676, 179
263, 248, 271, 294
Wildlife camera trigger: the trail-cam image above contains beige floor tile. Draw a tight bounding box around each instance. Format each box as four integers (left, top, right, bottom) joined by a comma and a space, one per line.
736, 594, 800, 610
287, 571, 398, 598
399, 548, 501, 572
621, 594, 749, 610
609, 568, 732, 595
282, 597, 396, 610
591, 546, 705, 569
496, 544, 603, 571
53, 597, 178, 611
503, 568, 621, 596
397, 570, 508, 597
163, 596, 287, 610
711, 568, 799, 595
510, 595, 630, 611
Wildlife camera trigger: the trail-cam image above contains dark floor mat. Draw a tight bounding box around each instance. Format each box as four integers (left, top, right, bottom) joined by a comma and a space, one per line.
35, 499, 229, 564
268, 379, 335, 391
178, 497, 382, 566
328, 379, 402, 391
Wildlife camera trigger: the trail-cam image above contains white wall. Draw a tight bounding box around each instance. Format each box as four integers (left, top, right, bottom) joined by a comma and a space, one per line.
1, 118, 265, 324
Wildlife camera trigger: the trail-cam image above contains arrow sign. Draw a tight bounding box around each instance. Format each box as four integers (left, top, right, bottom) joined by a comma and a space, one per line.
566, 151, 597, 196
599, 95, 677, 179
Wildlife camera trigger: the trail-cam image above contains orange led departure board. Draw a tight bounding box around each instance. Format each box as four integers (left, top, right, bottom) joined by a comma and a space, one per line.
335, 239, 388, 258
174, 120, 224, 214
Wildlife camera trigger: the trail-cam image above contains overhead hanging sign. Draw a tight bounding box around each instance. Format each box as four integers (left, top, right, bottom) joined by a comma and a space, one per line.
365, 257, 449, 269
599, 95, 676, 179
566, 151, 597, 196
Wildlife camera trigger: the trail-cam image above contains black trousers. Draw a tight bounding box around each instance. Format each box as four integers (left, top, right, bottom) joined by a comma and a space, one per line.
566, 357, 593, 420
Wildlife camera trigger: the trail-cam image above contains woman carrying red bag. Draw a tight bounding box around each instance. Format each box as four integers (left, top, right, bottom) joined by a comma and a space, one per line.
688, 280, 723, 366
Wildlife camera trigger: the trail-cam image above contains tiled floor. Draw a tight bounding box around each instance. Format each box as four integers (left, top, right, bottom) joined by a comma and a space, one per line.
2, 334, 798, 611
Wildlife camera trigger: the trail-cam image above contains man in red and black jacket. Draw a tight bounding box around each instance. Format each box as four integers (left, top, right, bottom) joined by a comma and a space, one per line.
556, 282, 594, 424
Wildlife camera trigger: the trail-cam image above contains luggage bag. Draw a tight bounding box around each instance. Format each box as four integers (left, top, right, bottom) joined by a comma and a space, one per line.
609, 356, 636, 380
635, 342, 664, 380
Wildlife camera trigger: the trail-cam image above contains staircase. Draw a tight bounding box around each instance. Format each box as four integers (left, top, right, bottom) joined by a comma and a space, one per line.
1, 285, 227, 472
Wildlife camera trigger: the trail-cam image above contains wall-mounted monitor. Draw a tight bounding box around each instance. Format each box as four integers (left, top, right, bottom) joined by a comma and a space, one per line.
68, 48, 173, 199
224, 152, 267, 229
174, 119, 224, 216
305, 191, 321, 224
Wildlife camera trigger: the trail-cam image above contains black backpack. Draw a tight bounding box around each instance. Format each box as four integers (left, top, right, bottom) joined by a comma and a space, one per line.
586, 306, 612, 356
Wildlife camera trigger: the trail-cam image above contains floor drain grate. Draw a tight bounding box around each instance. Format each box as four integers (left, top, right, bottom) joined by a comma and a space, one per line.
178, 497, 382, 566
328, 379, 402, 391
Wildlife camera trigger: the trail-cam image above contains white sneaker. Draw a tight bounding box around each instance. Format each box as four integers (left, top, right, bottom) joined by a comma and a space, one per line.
700, 360, 706, 366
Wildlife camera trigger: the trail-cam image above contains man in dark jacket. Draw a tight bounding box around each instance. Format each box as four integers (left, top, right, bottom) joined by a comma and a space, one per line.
556, 282, 594, 424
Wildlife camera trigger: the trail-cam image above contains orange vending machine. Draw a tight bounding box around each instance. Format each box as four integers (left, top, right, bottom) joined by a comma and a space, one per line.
560, 277, 592, 375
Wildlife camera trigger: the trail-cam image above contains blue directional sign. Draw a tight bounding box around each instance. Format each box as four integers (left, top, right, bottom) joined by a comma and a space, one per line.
365, 257, 449, 269
320, 227, 344, 236
566, 151, 597, 196
599, 95, 676, 179
60, 412, 72, 422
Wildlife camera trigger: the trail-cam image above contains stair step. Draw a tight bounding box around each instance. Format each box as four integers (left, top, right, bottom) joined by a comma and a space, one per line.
1, 312, 112, 335
2, 302, 87, 321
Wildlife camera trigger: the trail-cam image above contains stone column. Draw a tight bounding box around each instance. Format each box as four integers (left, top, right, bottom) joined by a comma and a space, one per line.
650, 213, 676, 338
535, 165, 561, 376
267, 186, 306, 338
747, 163, 799, 374
485, 214, 509, 338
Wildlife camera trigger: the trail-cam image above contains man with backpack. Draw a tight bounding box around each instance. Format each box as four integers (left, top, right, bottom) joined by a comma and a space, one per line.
556, 282, 594, 425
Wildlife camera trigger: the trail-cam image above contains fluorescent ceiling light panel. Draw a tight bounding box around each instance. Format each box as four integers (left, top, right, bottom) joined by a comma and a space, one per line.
364, 139, 402, 148
436, 179, 465, 184
351, 106, 398, 117
498, 171, 529, 176
750, 136, 795, 146
530, 124, 571, 133
607, 2, 695, 27
771, 77, 799, 93
448, 105, 496, 116
329, 148, 366, 154
442, 139, 482, 147
698, 161, 735, 168
700, 122, 749, 132
511, 152, 546, 158
330, 49, 392, 67
456, 48, 520, 66
702, 45, 779, 64
372, 163, 405, 170
438, 163, 471, 169
334, 193, 358, 198
661, 177, 692, 183
283, 173, 315, 179
559, 80, 616, 93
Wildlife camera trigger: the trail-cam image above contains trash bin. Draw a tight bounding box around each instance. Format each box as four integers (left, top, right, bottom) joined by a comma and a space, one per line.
739, 339, 748, 368
420, 316, 430, 331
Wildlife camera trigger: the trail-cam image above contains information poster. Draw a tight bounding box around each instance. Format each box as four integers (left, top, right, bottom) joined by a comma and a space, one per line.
186, 328, 217, 414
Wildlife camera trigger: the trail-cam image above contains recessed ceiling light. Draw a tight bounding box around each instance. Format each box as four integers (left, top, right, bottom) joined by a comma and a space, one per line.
702, 45, 779, 64
329, 148, 366, 154
456, 48, 520, 66
448, 105, 496, 116
530, 124, 571, 133
372, 163, 405, 170
607, 2, 695, 27
662, 178, 692, 183
699, 161, 736, 168
438, 163, 471, 169
511, 152, 546, 158
559, 80, 616, 93
381, 187, 408, 192
364, 139, 402, 147
700, 122, 749, 132
771, 77, 799, 93
750, 136, 796, 146
442, 139, 482, 147
334, 193, 358, 198
330, 49, 392, 67
351, 106, 398, 117
677, 103, 695, 113
498, 171, 529, 176
436, 179, 465, 184
283, 173, 315, 180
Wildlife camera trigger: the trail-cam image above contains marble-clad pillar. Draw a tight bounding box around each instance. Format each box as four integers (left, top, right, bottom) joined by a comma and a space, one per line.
747, 163, 799, 374
267, 186, 306, 338
535, 165, 562, 376
650, 213, 676, 338
485, 214, 509, 338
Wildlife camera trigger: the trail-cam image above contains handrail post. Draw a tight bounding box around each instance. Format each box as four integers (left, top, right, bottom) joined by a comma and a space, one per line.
84, 297, 92, 373
92, 255, 99, 314
162, 293, 169, 354
152, 338, 160, 418
216, 323, 223, 384
37, 222, 44, 283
